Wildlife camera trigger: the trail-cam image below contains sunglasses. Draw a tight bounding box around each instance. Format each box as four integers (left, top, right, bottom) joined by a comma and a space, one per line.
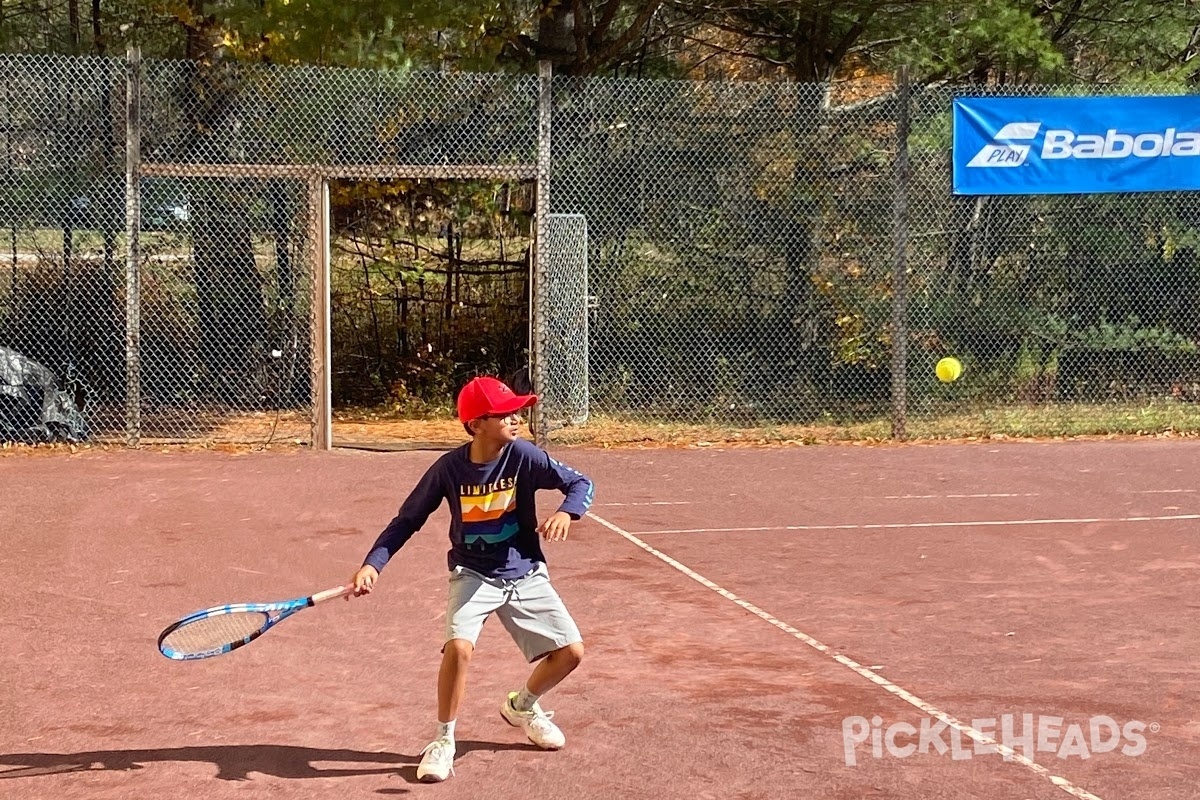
478, 411, 523, 421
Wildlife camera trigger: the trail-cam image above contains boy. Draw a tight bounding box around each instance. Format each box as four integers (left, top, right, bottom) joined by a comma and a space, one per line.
348, 376, 594, 783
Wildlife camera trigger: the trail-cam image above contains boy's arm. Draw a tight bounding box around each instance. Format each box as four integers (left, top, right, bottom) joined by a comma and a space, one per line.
525, 441, 595, 519
362, 464, 446, 574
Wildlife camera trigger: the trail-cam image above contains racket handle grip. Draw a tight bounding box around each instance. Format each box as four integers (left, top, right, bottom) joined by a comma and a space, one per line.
311, 585, 354, 604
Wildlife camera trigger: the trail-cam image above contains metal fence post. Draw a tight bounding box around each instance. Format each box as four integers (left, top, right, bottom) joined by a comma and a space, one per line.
532, 60, 552, 446
125, 46, 141, 446
309, 174, 332, 451
890, 65, 911, 441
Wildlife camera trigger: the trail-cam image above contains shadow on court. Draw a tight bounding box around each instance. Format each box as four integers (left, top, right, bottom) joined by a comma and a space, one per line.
0, 740, 540, 783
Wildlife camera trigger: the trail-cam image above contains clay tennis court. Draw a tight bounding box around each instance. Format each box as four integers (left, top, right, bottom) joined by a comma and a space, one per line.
2, 437, 1199, 799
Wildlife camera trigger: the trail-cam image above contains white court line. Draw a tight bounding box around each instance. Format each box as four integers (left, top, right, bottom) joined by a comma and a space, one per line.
871, 490, 1192, 500
595, 491, 1195, 507
607, 494, 1040, 503
632, 513, 1200, 536
883, 493, 1040, 499
587, 510, 1104, 800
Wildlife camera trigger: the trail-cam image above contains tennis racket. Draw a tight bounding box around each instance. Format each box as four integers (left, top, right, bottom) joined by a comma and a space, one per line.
157, 584, 353, 661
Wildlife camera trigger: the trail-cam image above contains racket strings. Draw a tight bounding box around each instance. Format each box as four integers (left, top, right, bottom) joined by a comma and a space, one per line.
161, 611, 269, 655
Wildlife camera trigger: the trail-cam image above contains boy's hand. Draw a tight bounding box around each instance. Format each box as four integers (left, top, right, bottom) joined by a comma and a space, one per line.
348, 565, 379, 599
538, 511, 573, 542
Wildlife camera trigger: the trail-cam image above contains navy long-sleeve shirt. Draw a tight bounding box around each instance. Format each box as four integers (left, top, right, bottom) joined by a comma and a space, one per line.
363, 438, 595, 579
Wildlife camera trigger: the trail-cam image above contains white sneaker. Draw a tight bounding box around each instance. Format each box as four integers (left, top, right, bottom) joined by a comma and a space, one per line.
416, 737, 455, 782
501, 692, 566, 749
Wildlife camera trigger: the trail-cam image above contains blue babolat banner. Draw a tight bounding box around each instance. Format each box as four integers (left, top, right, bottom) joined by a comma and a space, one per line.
952, 96, 1200, 195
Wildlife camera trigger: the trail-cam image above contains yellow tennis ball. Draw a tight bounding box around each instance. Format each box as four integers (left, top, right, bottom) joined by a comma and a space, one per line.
936, 357, 963, 383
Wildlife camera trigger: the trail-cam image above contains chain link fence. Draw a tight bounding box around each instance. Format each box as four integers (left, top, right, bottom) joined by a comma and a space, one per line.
541, 213, 590, 427
0, 50, 1196, 446
132, 175, 312, 443
0, 54, 123, 444
547, 76, 1200, 437
549, 77, 877, 427
903, 84, 1200, 435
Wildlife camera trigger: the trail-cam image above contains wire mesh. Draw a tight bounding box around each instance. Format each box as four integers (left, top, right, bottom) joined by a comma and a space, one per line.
134, 175, 312, 443
904, 85, 1200, 427
3, 51, 1198, 446
0, 54, 124, 443
550, 77, 859, 426
550, 75, 1200, 434
140, 60, 538, 172
540, 213, 589, 427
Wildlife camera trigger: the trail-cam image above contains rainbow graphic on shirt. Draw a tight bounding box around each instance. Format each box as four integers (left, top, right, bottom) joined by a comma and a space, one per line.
460, 477, 520, 545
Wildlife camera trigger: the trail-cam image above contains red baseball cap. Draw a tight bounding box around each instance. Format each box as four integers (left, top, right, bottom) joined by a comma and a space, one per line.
457, 376, 538, 423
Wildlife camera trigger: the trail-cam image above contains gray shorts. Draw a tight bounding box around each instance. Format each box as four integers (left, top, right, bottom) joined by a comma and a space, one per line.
445, 562, 582, 663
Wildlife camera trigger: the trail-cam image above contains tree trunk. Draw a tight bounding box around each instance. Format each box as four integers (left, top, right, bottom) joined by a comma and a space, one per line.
68, 0, 80, 53
192, 186, 266, 401
537, 0, 578, 67
90, 0, 103, 55
177, 5, 269, 405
